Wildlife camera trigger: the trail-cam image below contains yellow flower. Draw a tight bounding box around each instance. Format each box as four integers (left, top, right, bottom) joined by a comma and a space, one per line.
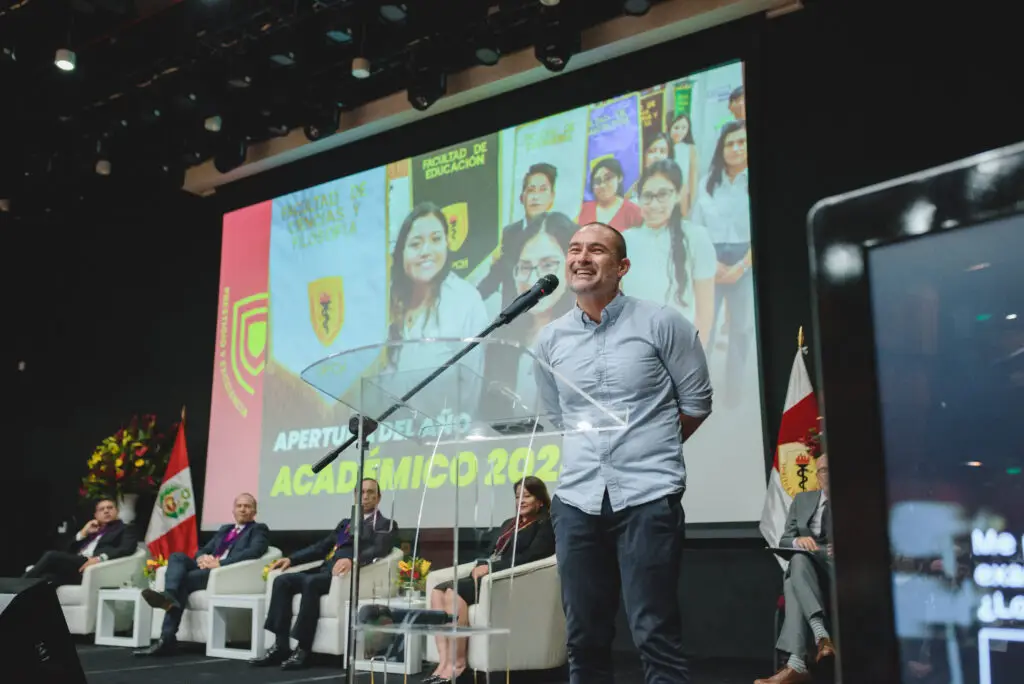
115, 458, 123, 468
110, 444, 121, 455
134, 459, 144, 467
398, 561, 410, 573
419, 560, 431, 573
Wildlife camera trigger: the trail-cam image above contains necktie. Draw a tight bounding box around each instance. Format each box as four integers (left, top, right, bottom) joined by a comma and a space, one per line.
215, 525, 244, 557
821, 500, 832, 543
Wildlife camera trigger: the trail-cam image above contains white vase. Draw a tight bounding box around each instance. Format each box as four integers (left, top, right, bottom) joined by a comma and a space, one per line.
118, 493, 139, 524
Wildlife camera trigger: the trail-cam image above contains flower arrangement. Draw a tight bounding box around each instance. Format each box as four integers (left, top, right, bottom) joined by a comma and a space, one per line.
144, 555, 168, 582
397, 557, 431, 593
79, 414, 175, 503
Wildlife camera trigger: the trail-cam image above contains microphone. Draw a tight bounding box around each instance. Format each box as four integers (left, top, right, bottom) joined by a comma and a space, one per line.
349, 415, 378, 438
496, 274, 559, 325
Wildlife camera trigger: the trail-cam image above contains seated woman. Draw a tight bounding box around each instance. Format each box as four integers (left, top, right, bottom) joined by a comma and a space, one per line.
426, 476, 555, 684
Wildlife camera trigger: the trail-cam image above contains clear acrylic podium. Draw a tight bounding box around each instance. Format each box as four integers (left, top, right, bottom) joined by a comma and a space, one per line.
300, 337, 630, 682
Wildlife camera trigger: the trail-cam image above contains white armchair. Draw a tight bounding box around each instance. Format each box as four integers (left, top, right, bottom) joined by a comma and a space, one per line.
150, 547, 282, 644
425, 555, 566, 672
36, 545, 148, 635
263, 547, 403, 656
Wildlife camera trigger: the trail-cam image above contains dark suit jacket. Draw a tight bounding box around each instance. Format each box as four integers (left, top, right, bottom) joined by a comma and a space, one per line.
477, 219, 526, 307
483, 515, 555, 573
779, 490, 828, 549
68, 522, 140, 561
289, 513, 398, 569
197, 522, 270, 566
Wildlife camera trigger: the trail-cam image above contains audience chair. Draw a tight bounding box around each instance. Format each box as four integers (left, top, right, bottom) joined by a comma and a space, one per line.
425, 555, 567, 673
25, 544, 148, 635
262, 547, 404, 656
149, 546, 282, 645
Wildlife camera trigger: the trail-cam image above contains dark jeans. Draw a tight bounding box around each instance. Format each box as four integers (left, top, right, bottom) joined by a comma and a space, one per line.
161, 552, 211, 640
24, 551, 87, 585
264, 567, 333, 650
552, 492, 688, 684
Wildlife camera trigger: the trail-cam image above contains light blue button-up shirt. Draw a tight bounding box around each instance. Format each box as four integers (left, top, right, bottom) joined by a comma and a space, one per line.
533, 294, 713, 515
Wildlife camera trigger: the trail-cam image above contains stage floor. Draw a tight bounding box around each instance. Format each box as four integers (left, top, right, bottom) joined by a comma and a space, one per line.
75, 643, 771, 683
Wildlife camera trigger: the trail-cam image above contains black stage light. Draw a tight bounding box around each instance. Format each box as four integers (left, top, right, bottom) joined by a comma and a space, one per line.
408, 69, 446, 111
623, 0, 652, 16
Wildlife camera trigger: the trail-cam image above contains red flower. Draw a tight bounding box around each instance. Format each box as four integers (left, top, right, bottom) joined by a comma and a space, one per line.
135, 445, 149, 457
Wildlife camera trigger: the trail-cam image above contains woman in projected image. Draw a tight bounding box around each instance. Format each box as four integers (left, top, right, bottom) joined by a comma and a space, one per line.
622, 159, 717, 345
506, 212, 576, 395
428, 476, 555, 684
575, 157, 642, 232
667, 112, 700, 215
690, 120, 751, 407
387, 202, 489, 408
625, 131, 675, 202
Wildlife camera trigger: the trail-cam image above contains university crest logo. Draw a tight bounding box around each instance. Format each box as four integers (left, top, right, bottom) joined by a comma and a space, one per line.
308, 276, 345, 346
221, 289, 268, 418
777, 441, 819, 498
443, 202, 469, 252
159, 484, 193, 520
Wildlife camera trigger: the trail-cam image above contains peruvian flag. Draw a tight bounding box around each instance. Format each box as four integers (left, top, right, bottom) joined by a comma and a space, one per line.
760, 345, 820, 558
145, 420, 198, 560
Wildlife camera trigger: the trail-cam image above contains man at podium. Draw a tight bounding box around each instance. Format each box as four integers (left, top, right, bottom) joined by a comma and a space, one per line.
533, 222, 712, 684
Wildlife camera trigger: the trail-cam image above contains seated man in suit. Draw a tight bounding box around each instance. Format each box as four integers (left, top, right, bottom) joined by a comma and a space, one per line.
135, 492, 269, 656
251, 477, 398, 671
24, 497, 139, 585
757, 453, 836, 684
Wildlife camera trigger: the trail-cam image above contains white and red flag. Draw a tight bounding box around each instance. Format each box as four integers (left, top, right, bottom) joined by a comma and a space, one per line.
145, 412, 198, 560
760, 332, 820, 559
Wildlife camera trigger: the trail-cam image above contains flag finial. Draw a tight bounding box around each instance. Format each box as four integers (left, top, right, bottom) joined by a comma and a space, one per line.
181, 405, 186, 422
797, 326, 805, 349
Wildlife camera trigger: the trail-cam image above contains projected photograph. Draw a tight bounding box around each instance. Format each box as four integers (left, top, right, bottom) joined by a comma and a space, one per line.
204, 60, 764, 531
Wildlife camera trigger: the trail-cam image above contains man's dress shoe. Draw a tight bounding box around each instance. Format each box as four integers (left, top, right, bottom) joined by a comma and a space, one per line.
250, 643, 290, 666
132, 638, 177, 657
280, 647, 311, 670
140, 589, 180, 612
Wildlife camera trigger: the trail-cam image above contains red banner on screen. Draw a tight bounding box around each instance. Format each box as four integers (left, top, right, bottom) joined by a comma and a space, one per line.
203, 201, 272, 527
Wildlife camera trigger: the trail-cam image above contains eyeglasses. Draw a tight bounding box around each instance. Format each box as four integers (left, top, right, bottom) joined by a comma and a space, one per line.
514, 258, 562, 281
639, 188, 675, 205
592, 173, 617, 187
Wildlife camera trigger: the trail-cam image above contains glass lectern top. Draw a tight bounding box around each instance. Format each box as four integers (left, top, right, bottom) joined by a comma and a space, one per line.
300, 337, 629, 444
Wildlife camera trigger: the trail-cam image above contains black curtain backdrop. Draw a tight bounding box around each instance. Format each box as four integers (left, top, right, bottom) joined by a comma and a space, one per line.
4, 0, 1019, 660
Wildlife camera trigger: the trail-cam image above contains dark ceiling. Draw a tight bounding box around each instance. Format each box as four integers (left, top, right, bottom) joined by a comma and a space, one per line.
0, 0, 662, 218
